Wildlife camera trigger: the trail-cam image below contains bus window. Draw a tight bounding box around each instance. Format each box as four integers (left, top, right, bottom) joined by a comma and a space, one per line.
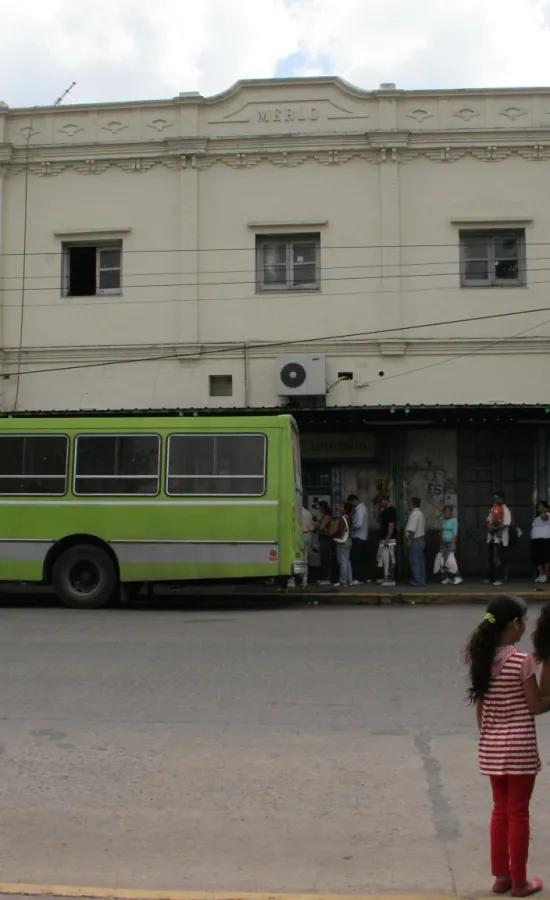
0, 434, 68, 495
167, 433, 266, 496
74, 434, 160, 495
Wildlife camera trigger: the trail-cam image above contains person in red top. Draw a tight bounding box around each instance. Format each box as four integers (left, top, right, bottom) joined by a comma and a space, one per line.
464, 595, 550, 897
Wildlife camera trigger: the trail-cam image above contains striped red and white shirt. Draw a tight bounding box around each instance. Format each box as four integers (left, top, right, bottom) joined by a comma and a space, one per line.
479, 645, 541, 776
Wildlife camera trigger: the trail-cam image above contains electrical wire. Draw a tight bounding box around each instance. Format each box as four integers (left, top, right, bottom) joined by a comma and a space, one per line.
375, 315, 550, 386
0, 265, 545, 296
4, 304, 550, 381
4, 240, 550, 257
4, 254, 550, 283
12, 125, 32, 412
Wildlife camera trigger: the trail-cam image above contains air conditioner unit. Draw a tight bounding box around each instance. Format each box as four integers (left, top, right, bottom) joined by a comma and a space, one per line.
277, 355, 326, 396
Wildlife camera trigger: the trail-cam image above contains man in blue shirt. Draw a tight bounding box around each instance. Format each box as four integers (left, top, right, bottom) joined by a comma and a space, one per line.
348, 494, 368, 585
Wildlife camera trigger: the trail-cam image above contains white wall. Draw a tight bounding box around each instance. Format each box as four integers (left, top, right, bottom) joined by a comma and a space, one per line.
2, 78, 550, 410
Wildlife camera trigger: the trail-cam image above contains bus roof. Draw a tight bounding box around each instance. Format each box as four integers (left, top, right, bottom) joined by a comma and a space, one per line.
0, 412, 295, 431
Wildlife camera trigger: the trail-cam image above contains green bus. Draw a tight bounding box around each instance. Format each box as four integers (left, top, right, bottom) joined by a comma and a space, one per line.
0, 413, 304, 608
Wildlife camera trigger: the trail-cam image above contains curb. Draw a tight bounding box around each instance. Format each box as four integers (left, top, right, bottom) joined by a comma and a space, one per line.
0, 888, 479, 900
303, 590, 550, 605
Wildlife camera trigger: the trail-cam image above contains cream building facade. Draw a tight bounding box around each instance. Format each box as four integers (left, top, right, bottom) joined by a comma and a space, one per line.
1, 77, 550, 572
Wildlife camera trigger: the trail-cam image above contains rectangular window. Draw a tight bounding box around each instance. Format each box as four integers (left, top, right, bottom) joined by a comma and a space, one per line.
167, 433, 266, 496
74, 434, 160, 495
460, 230, 525, 287
0, 435, 68, 495
64, 242, 122, 296
256, 234, 320, 291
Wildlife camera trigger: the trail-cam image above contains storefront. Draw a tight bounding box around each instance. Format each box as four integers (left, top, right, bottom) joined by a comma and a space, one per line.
162, 403, 550, 577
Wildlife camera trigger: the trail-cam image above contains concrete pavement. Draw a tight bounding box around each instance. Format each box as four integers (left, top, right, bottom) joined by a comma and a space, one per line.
1, 604, 550, 895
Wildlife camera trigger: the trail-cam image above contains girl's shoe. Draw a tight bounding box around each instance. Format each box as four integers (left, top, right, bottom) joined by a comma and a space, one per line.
493, 877, 512, 894
453, 576, 464, 585
511, 879, 543, 898
441, 577, 451, 585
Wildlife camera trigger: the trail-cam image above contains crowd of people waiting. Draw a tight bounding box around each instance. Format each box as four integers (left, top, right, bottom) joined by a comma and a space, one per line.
295, 491, 550, 589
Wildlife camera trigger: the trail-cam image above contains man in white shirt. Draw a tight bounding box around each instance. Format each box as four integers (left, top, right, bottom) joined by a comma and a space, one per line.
487, 490, 512, 586
348, 493, 368, 584
406, 497, 426, 586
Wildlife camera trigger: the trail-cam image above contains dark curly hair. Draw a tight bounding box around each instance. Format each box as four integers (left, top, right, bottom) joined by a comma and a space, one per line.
464, 594, 527, 704
533, 602, 550, 663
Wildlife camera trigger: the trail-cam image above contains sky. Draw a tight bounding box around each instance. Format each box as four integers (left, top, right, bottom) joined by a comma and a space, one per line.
2, 0, 550, 108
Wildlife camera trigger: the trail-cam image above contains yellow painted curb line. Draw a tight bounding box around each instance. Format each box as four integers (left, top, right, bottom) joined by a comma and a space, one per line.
0, 889, 462, 900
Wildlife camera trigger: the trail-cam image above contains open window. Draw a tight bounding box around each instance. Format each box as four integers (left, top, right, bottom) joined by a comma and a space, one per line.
63, 242, 122, 296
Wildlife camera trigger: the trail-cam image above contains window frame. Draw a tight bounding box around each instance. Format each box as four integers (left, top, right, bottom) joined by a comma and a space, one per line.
459, 229, 526, 288
62, 240, 123, 297
73, 432, 161, 497
165, 432, 268, 498
256, 233, 320, 292
209, 374, 234, 398
0, 433, 69, 496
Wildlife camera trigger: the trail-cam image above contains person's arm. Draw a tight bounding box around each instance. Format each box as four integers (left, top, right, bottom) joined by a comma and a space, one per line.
476, 696, 483, 731
406, 511, 416, 544
452, 519, 458, 552
384, 520, 395, 545
354, 504, 366, 531
493, 508, 512, 533
523, 674, 550, 715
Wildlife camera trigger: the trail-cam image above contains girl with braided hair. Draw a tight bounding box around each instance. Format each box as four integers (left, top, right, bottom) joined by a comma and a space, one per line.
464, 595, 550, 896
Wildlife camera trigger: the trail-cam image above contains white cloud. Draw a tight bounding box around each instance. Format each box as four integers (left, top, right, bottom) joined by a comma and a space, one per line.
289, 0, 550, 90
1, 0, 550, 107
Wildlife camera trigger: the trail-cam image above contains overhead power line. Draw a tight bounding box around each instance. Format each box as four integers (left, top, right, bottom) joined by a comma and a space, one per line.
5, 240, 550, 257
3, 304, 550, 382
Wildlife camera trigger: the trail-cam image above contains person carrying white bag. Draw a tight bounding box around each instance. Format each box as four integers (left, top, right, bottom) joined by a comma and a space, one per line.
440, 504, 463, 585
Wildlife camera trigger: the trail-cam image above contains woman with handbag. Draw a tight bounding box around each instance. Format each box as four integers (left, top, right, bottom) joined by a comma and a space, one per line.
440, 504, 463, 585
332, 501, 353, 588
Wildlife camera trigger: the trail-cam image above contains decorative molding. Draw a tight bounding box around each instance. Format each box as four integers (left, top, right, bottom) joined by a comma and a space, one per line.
3, 337, 550, 368
160, 155, 194, 170
248, 220, 328, 229
115, 158, 156, 173
516, 145, 550, 161
424, 147, 466, 163
72, 159, 111, 175
406, 108, 433, 123
6, 140, 550, 179
450, 217, 533, 226
101, 120, 128, 134
16, 124, 40, 139
146, 118, 173, 132
58, 123, 84, 137
53, 226, 132, 238
313, 150, 353, 165
499, 106, 528, 121
471, 145, 512, 162
219, 153, 262, 168
453, 107, 480, 122
28, 161, 66, 177
267, 151, 311, 167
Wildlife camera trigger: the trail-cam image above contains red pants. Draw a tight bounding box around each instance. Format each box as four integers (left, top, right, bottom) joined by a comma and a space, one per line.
490, 774, 536, 884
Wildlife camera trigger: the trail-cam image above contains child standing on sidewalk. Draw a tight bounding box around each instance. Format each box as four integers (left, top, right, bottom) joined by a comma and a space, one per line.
464, 595, 550, 897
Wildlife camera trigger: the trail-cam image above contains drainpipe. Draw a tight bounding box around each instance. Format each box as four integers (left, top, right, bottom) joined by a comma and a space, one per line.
243, 342, 249, 408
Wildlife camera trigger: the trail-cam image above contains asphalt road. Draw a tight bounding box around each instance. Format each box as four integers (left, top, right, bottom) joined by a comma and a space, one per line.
1, 600, 550, 895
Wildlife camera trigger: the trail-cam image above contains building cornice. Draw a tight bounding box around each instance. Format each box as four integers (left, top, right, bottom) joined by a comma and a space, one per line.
8, 78, 550, 116
3, 337, 550, 366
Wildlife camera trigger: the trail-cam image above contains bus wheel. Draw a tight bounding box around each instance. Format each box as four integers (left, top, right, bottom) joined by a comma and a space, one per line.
52, 545, 118, 610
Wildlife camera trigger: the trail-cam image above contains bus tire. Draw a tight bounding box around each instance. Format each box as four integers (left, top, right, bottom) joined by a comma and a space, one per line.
52, 544, 118, 610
